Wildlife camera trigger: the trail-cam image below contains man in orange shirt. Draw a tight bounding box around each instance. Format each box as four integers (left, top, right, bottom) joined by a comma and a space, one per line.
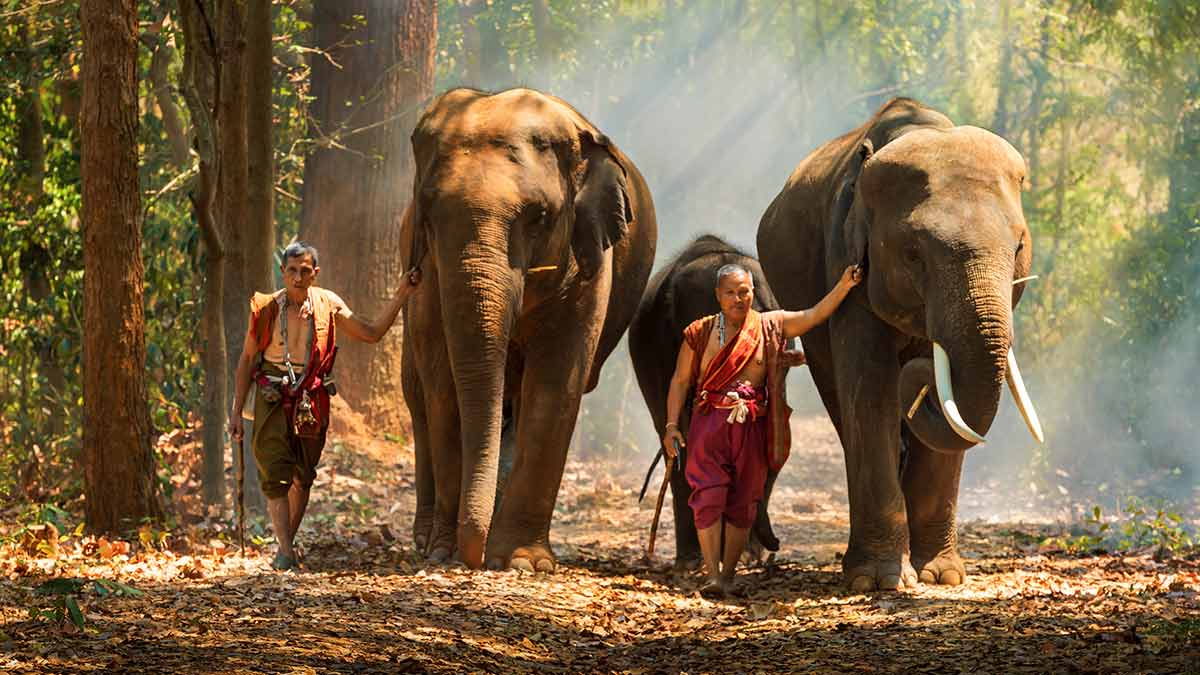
228, 242, 420, 570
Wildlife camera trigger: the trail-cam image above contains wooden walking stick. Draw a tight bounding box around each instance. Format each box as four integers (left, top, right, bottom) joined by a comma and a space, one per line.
646, 440, 679, 559
235, 428, 245, 557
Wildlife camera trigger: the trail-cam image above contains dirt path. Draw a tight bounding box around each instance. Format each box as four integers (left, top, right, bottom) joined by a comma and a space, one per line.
2, 415, 1197, 673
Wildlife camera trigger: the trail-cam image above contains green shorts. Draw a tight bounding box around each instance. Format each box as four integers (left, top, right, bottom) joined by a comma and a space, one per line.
252, 367, 327, 499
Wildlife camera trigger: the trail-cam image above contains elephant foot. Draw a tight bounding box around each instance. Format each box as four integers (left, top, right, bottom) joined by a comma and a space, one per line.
456, 523, 488, 570
673, 553, 703, 573
912, 548, 965, 586
842, 553, 918, 592
412, 511, 434, 553
486, 543, 556, 574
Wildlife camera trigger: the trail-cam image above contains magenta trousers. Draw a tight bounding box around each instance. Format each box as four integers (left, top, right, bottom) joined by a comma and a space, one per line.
685, 385, 768, 530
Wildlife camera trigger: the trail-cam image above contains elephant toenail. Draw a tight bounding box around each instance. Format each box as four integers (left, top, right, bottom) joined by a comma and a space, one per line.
428, 547, 450, 563
878, 574, 901, 590
509, 557, 534, 573
534, 559, 554, 573
918, 569, 937, 584
486, 558, 504, 571
941, 570, 963, 585
849, 576, 876, 593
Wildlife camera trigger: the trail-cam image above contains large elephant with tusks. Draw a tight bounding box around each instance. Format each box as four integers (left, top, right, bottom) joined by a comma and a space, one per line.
400, 88, 657, 571
756, 98, 1043, 591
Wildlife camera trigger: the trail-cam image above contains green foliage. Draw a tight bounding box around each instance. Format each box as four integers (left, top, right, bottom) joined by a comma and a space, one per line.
1043, 498, 1195, 556
29, 577, 143, 629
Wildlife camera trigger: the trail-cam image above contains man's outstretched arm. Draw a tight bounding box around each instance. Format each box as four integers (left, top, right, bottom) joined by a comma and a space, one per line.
335, 268, 422, 343
781, 265, 863, 339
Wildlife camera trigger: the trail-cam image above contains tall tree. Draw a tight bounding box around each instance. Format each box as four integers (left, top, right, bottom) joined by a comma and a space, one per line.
219, 0, 249, 401
300, 0, 437, 430
79, 0, 163, 531
992, 0, 1014, 137
179, 0, 228, 509
244, 0, 273, 296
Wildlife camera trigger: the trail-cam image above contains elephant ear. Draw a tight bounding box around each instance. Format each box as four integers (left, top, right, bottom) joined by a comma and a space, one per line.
834, 139, 874, 267
572, 130, 633, 280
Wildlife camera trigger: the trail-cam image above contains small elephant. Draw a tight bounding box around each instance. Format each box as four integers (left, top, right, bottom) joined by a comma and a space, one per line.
400, 88, 657, 572
629, 235, 783, 570
756, 98, 1043, 591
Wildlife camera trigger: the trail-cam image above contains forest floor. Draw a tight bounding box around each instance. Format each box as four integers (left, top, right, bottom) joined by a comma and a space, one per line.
1, 414, 1198, 674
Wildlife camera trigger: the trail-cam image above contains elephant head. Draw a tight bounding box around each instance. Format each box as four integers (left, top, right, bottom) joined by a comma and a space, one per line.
837, 125, 1042, 452
405, 89, 634, 566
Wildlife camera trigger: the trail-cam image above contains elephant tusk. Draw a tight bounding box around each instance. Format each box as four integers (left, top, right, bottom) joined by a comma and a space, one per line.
1005, 347, 1045, 444
1013, 275, 1039, 285
907, 384, 929, 420
528, 265, 558, 273
933, 342, 987, 445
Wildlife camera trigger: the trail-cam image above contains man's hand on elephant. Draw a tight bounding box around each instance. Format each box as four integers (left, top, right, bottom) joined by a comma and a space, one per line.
841, 264, 864, 288
662, 425, 685, 458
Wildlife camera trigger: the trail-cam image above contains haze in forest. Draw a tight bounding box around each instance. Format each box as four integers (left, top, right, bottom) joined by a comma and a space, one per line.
430, 1, 1200, 519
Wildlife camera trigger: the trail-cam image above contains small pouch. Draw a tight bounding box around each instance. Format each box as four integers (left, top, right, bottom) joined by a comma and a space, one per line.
291, 389, 322, 438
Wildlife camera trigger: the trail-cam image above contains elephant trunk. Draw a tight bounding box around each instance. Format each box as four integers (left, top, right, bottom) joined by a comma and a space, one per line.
901, 256, 1012, 452
435, 216, 524, 569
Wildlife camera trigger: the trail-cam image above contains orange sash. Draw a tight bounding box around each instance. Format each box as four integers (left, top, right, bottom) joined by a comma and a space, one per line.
697, 309, 762, 394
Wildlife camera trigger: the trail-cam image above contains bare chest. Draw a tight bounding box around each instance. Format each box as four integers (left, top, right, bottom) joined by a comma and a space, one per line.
698, 326, 766, 385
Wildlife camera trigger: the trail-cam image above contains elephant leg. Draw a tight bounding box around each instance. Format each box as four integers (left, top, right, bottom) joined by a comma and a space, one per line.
902, 429, 966, 585
485, 330, 596, 573
402, 349, 435, 553
831, 305, 917, 592
747, 467, 780, 565
420, 355, 463, 564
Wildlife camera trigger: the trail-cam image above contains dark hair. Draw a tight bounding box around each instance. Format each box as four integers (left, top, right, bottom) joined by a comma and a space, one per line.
715, 263, 751, 287
281, 241, 319, 267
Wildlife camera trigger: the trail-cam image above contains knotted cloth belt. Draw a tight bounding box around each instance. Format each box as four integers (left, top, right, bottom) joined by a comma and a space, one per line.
696, 389, 767, 424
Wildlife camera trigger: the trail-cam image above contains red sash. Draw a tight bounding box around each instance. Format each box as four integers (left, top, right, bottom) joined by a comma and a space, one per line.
697, 309, 762, 395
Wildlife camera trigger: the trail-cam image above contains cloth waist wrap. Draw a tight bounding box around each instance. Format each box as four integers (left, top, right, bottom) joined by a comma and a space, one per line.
695, 383, 767, 425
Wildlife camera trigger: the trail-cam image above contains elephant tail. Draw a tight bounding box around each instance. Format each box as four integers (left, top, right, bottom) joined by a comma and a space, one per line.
637, 448, 663, 503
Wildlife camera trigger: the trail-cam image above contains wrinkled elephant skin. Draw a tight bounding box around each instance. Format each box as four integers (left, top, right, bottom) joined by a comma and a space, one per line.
756, 98, 1036, 590
400, 88, 657, 572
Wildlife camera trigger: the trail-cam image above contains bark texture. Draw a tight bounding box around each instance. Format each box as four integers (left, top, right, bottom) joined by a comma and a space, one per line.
80, 0, 163, 532
300, 0, 437, 430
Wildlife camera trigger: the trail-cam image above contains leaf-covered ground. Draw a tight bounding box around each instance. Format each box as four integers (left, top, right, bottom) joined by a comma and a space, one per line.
2, 415, 1198, 674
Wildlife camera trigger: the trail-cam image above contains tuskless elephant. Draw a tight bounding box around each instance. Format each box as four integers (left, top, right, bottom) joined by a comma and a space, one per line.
399, 88, 657, 572
756, 98, 1043, 591
629, 235, 783, 571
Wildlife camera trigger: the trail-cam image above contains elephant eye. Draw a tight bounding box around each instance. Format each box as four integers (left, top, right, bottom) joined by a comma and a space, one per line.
903, 244, 922, 265
1015, 239, 1025, 255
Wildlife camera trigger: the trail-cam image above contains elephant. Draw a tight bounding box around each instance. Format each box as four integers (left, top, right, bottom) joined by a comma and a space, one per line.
756, 98, 1043, 591
399, 88, 657, 572
629, 234, 783, 570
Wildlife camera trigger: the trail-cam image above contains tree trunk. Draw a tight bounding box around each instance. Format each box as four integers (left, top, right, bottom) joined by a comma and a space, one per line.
244, 0, 274, 295
531, 0, 553, 85
459, 0, 507, 88
15, 15, 67, 440
992, 0, 1014, 137
80, 0, 163, 532
460, 0, 483, 85
179, 0, 228, 509
1026, 6, 1052, 205
219, 0, 249, 406
301, 0, 437, 431
147, 26, 190, 169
